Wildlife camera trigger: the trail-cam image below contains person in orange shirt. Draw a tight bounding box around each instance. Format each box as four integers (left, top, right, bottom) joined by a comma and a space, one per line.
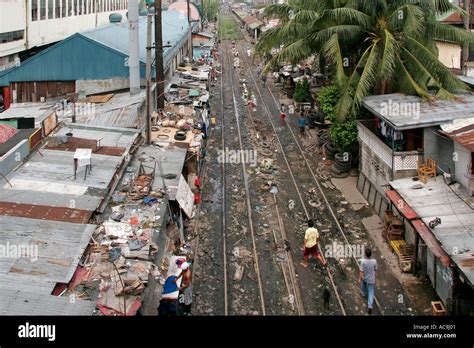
301, 220, 327, 268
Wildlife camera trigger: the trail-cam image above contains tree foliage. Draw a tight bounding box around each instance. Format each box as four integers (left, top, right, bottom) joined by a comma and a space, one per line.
256, 0, 474, 123
293, 79, 312, 102
202, 0, 219, 23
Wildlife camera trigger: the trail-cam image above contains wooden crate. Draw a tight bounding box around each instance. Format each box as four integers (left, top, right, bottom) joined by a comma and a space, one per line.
390, 239, 406, 254
431, 301, 446, 316
399, 256, 413, 273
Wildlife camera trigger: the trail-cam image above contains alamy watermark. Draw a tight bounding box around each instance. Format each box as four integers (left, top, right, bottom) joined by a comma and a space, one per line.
53, 100, 96, 117
0, 242, 38, 261
380, 100, 420, 120
217, 148, 257, 167
324, 242, 365, 259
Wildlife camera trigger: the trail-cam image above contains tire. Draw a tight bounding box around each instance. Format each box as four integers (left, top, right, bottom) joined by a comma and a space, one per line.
334, 161, 350, 172
331, 165, 349, 178
174, 131, 186, 141
324, 147, 335, 160
319, 133, 328, 146
325, 142, 338, 155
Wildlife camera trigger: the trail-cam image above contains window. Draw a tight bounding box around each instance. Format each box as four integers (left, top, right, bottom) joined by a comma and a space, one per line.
48, 0, 54, 18
0, 30, 25, 44
56, 0, 61, 17
32, 0, 38, 20
78, 0, 83, 15
73, 0, 77, 15
471, 153, 474, 175
68, 0, 72, 15
62, 0, 66, 17
40, 0, 46, 19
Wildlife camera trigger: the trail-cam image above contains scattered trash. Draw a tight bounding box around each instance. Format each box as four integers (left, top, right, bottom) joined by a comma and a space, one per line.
234, 265, 245, 281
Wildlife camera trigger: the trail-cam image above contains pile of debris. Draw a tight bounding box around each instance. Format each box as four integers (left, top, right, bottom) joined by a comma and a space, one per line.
68, 200, 165, 315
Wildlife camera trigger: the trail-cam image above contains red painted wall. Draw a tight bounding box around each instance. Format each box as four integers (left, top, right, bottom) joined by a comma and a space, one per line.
2, 87, 10, 110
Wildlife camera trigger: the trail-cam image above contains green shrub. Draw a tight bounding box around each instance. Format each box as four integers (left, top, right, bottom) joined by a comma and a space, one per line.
330, 119, 358, 153
316, 85, 340, 122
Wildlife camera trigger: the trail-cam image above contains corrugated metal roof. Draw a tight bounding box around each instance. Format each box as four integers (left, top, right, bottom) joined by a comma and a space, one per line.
0, 102, 56, 127
132, 145, 187, 200
363, 93, 474, 130
0, 289, 96, 315
457, 75, 474, 86
390, 176, 474, 286
440, 118, 474, 151
0, 126, 137, 218
0, 215, 95, 286
69, 91, 147, 129
81, 11, 189, 67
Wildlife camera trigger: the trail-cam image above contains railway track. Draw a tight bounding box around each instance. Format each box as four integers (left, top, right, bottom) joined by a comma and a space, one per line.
233, 16, 385, 315
193, 10, 310, 315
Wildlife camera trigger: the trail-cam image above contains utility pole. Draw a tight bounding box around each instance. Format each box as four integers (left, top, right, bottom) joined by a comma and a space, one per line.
187, 0, 193, 60
128, 0, 140, 95
463, 0, 471, 74
146, 13, 152, 145
154, 0, 165, 109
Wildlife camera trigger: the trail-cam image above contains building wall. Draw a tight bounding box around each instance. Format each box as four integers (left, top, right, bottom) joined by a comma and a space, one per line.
360, 142, 392, 193
76, 78, 129, 95
424, 126, 438, 161
0, 139, 30, 176
454, 141, 474, 195
436, 41, 462, 70
0, 0, 130, 61
437, 131, 456, 174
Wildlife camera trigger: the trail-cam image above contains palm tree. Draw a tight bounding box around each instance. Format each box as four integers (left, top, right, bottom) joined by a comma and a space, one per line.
256, 0, 474, 122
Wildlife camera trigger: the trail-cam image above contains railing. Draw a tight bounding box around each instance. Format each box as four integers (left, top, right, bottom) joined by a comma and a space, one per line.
393, 151, 422, 171
358, 121, 423, 172
357, 121, 393, 168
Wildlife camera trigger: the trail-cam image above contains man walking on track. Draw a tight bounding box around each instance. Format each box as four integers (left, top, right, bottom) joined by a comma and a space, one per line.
301, 220, 327, 268
298, 112, 306, 137
359, 247, 377, 314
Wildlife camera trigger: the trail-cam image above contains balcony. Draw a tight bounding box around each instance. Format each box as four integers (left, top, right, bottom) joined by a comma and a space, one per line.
357, 120, 423, 178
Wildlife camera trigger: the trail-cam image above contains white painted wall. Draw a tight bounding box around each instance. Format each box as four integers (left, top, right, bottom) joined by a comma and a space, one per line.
0, 0, 26, 56
436, 41, 462, 70
454, 141, 472, 194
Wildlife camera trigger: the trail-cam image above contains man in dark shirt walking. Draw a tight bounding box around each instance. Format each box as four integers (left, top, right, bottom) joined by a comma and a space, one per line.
359, 247, 377, 314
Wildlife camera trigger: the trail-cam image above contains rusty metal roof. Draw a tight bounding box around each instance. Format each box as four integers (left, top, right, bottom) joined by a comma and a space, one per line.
440, 121, 474, 151
0, 202, 92, 223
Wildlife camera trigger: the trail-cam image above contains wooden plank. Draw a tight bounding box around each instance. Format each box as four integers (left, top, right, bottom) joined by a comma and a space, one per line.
82, 94, 114, 104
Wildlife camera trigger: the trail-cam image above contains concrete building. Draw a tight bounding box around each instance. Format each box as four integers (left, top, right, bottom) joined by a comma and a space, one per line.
356, 93, 474, 314
0, 0, 132, 71
0, 10, 192, 105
